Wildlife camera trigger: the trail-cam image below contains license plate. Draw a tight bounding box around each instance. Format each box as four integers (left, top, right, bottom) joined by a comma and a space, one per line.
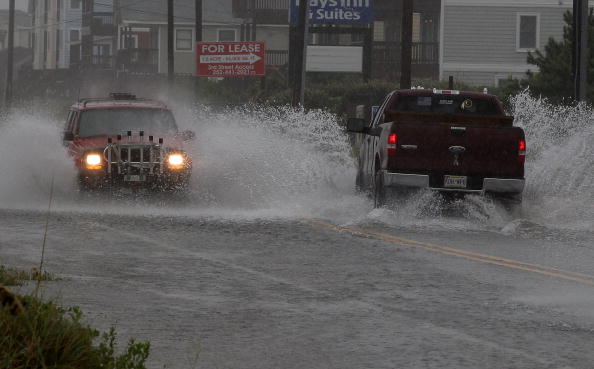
124, 174, 145, 182
444, 175, 467, 188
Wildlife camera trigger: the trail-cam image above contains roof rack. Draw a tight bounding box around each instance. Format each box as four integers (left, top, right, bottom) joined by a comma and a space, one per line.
78, 93, 167, 108
109, 92, 136, 100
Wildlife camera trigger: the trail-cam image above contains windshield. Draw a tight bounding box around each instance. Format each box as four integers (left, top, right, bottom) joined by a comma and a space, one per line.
77, 108, 178, 137
392, 95, 501, 115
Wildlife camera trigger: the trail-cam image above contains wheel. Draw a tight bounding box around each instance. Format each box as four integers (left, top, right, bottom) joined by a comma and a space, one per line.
355, 168, 364, 192
373, 170, 386, 208
491, 193, 523, 217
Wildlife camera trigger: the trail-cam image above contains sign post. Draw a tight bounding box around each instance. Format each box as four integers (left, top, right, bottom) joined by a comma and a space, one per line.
196, 41, 266, 78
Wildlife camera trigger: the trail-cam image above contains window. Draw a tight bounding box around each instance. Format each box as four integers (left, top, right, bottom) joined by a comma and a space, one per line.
175, 29, 193, 51
412, 13, 421, 42
78, 109, 178, 137
373, 21, 385, 42
517, 14, 539, 51
70, 29, 80, 43
70, 0, 81, 9
218, 29, 237, 42
391, 95, 499, 115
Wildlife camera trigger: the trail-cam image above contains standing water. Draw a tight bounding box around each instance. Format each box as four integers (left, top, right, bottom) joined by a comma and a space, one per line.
0, 93, 592, 235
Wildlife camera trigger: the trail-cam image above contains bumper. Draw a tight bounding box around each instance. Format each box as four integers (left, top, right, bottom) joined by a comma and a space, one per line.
79, 171, 191, 191
381, 171, 524, 194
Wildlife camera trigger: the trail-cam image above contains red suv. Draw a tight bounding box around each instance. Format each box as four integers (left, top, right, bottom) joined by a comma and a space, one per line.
63, 93, 194, 191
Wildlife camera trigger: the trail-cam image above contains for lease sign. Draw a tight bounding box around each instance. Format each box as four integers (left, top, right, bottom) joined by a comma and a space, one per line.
290, 0, 373, 24
196, 41, 266, 77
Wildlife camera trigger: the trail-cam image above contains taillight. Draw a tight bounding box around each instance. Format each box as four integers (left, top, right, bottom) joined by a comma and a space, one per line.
518, 139, 526, 164
387, 133, 397, 156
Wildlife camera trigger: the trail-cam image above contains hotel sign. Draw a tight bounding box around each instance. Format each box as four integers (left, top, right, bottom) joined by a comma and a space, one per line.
290, 0, 374, 24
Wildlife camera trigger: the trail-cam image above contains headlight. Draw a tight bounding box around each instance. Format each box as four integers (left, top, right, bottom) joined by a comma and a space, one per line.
84, 154, 102, 169
167, 154, 185, 169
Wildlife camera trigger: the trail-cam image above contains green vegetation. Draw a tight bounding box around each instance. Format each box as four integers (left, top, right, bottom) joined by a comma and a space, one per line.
0, 289, 150, 369
0, 266, 55, 286
520, 10, 594, 104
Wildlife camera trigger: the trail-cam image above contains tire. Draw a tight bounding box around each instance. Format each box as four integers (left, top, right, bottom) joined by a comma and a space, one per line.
373, 170, 386, 208
355, 168, 364, 192
492, 193, 523, 217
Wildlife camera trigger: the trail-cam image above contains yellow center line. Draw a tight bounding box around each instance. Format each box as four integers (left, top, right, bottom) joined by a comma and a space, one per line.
304, 219, 594, 286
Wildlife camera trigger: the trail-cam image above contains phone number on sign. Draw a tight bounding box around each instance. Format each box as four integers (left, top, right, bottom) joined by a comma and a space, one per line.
207, 64, 258, 76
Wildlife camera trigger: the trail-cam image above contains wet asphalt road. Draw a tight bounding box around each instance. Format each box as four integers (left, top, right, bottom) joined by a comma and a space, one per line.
2, 207, 594, 369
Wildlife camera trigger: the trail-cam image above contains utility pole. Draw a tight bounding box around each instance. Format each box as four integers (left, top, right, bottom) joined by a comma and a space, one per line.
168, 0, 175, 85
400, 0, 413, 90
574, 0, 589, 101
250, 0, 257, 41
195, 0, 202, 43
194, 0, 202, 100
291, 0, 309, 108
4, 0, 15, 108
82, 0, 94, 69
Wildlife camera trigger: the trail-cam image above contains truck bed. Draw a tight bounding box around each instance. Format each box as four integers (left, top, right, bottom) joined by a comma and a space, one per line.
385, 120, 525, 190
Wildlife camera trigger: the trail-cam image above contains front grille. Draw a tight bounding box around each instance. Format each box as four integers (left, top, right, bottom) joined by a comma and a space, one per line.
130, 148, 141, 162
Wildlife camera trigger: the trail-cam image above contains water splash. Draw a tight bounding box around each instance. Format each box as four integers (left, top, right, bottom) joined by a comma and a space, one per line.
0, 112, 75, 207
1, 96, 592, 236
511, 92, 594, 232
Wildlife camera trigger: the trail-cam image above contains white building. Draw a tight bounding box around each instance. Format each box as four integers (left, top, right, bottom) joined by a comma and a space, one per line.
30, 0, 114, 70
440, 0, 591, 87
0, 9, 32, 50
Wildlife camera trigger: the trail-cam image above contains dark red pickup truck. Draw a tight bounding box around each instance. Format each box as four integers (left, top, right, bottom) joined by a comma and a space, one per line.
347, 89, 526, 208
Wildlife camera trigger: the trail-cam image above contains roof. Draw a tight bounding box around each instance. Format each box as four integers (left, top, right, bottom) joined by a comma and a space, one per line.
74, 94, 169, 110
120, 0, 241, 25
396, 89, 499, 99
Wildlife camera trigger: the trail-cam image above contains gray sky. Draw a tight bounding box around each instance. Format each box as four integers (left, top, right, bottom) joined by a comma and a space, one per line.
0, 0, 28, 11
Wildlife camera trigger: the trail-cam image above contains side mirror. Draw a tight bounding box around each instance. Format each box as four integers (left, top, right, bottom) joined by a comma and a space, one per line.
63, 132, 74, 141
180, 130, 196, 141
346, 118, 368, 133
371, 106, 380, 121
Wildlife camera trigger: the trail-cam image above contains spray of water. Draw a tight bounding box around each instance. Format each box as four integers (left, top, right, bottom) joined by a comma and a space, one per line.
0, 112, 75, 208
0, 93, 592, 236
511, 92, 594, 233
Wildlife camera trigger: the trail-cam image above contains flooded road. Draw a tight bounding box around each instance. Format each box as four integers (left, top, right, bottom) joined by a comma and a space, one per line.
2, 208, 594, 369
1, 94, 594, 368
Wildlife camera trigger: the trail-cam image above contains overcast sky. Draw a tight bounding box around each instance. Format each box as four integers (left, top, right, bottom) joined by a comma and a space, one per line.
0, 0, 28, 11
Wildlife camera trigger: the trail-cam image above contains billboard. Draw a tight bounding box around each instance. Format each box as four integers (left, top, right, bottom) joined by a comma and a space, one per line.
306, 46, 363, 73
290, 0, 374, 24
196, 41, 266, 77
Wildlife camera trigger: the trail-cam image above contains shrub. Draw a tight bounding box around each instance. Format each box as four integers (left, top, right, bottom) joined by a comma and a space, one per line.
0, 266, 54, 286
0, 291, 150, 369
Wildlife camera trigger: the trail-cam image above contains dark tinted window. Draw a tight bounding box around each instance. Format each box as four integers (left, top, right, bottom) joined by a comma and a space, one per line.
78, 108, 178, 137
392, 95, 500, 115
519, 15, 537, 49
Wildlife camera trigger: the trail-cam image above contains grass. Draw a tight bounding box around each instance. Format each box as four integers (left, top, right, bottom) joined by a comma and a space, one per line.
0, 289, 150, 369
0, 265, 56, 286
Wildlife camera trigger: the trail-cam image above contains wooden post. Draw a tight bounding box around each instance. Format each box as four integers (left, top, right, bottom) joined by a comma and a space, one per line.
168, 0, 175, 85
4, 0, 15, 108
400, 0, 413, 90
574, 0, 589, 101
82, 0, 94, 69
291, 0, 309, 108
194, 0, 202, 99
